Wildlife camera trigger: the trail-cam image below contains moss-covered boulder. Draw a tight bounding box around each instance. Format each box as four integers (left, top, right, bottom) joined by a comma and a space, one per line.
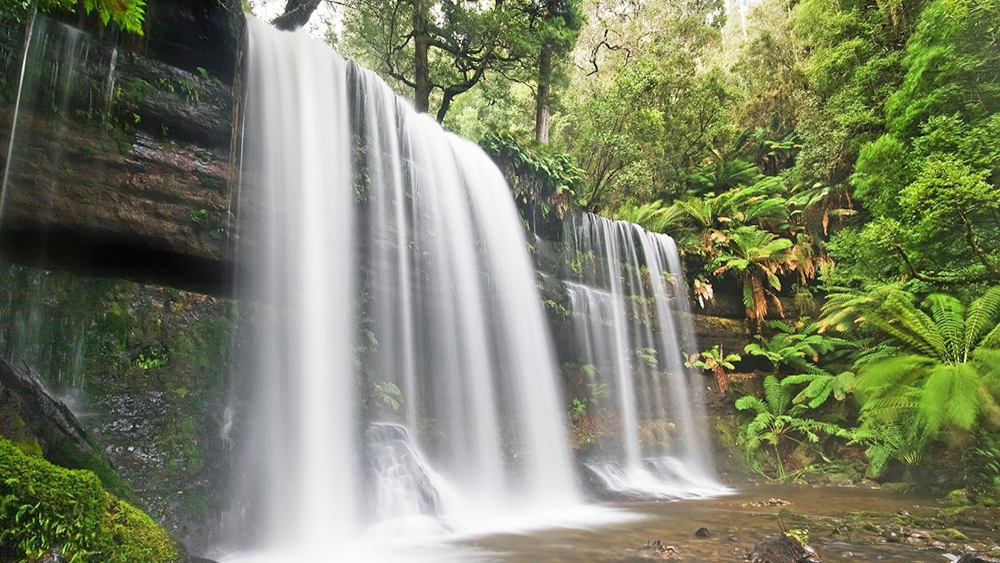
0, 358, 126, 497
0, 437, 183, 563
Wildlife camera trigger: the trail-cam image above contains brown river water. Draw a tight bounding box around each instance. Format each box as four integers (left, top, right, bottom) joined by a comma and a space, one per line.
461, 485, 1000, 563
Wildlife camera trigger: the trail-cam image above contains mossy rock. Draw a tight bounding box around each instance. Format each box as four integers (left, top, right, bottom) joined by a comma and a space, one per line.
0, 437, 183, 563
0, 408, 42, 458
937, 528, 970, 541
880, 482, 913, 494
947, 489, 972, 506
940, 505, 1000, 530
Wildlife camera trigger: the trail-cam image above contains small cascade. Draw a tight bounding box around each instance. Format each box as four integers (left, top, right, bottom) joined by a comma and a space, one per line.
364, 424, 445, 533
231, 19, 582, 557
2, 16, 91, 213
565, 213, 727, 499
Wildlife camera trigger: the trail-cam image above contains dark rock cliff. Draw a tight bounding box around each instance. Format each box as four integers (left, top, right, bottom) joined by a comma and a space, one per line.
0, 8, 240, 296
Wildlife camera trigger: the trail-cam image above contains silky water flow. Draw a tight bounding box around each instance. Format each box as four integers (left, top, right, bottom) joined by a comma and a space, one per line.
226, 19, 591, 561
564, 213, 729, 499
0, 12, 730, 562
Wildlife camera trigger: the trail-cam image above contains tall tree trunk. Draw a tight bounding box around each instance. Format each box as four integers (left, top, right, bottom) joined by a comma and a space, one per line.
437, 92, 455, 123
413, 1, 432, 114
534, 42, 552, 144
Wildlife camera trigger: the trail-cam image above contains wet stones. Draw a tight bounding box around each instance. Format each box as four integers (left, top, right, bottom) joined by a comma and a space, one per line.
742, 498, 792, 508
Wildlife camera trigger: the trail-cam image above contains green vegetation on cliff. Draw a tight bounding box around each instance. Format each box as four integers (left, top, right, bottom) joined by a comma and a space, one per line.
0, 0, 146, 34
0, 437, 182, 563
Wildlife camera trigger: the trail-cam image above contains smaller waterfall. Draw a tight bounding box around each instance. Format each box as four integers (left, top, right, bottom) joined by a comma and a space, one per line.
2, 16, 91, 215
565, 213, 728, 499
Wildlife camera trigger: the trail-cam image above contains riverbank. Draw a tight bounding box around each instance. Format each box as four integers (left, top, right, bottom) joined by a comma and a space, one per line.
466, 484, 1000, 563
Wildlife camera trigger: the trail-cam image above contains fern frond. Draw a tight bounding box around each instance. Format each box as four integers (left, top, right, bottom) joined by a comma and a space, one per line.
785, 374, 834, 408
925, 294, 966, 362
979, 322, 1000, 350
945, 363, 982, 431
966, 286, 1000, 352
854, 342, 902, 366
860, 394, 920, 422
735, 395, 768, 414
875, 293, 947, 359
763, 375, 789, 415
973, 348, 1000, 382
819, 283, 905, 334
855, 355, 933, 398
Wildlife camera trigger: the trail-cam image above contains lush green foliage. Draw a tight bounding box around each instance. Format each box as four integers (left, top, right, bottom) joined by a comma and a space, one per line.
0, 0, 146, 35
735, 375, 845, 479
0, 438, 182, 563
482, 132, 585, 217
846, 286, 1000, 473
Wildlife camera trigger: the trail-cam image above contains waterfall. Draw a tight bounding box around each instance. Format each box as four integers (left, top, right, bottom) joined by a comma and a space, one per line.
565, 213, 727, 499
231, 19, 581, 556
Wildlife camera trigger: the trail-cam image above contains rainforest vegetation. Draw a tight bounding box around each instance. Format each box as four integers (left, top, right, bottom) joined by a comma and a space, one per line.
4, 0, 1000, 516
252, 0, 1000, 496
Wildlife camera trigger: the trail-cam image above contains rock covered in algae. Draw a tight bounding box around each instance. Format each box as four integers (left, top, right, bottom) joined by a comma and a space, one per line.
745, 534, 821, 563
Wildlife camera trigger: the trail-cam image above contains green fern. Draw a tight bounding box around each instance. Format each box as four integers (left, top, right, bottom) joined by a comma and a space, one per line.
735, 375, 846, 479
844, 284, 1000, 477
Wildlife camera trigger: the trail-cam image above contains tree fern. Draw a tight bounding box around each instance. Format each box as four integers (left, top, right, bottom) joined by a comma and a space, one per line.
842, 285, 1000, 476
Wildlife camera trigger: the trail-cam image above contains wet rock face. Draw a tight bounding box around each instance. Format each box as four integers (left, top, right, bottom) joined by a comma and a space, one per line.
0, 265, 237, 553
141, 0, 243, 85
0, 14, 237, 296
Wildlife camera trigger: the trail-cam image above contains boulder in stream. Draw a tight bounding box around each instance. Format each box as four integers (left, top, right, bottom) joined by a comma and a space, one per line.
745, 534, 822, 563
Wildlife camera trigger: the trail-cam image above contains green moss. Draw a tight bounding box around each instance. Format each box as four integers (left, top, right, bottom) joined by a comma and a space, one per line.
107, 500, 182, 563
939, 528, 969, 541
0, 438, 183, 563
946, 488, 972, 506
879, 482, 913, 494
0, 409, 42, 458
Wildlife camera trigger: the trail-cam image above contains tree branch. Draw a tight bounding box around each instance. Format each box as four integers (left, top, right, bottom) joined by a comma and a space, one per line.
891, 244, 997, 284
272, 0, 323, 30
958, 209, 1000, 276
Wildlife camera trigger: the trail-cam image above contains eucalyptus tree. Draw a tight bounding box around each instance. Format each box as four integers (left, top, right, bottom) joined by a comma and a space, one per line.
528, 0, 582, 143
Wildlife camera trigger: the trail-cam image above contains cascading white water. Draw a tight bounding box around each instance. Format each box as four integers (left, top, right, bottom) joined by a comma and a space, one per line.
232, 19, 582, 558
2, 16, 88, 215
566, 213, 727, 499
